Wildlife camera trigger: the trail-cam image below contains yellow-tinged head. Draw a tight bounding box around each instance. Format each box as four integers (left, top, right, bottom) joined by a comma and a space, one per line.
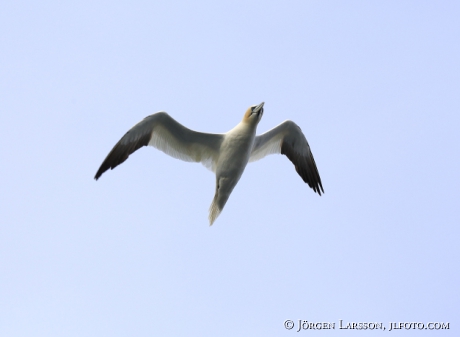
242, 102, 265, 124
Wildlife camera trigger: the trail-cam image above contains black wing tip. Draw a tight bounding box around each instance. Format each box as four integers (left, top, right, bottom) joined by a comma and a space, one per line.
94, 165, 109, 180
311, 173, 324, 196
94, 171, 102, 180
313, 183, 324, 196
296, 165, 324, 196
306, 176, 324, 196
94, 138, 147, 181
282, 143, 324, 196
94, 116, 155, 182
312, 174, 324, 196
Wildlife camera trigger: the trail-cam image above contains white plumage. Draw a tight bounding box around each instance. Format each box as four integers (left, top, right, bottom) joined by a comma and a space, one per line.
95, 102, 323, 225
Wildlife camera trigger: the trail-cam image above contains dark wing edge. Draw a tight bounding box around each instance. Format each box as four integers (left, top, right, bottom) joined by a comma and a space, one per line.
251, 120, 324, 195
281, 133, 324, 195
94, 117, 153, 180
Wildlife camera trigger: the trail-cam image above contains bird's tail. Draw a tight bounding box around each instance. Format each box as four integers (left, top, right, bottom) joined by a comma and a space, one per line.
208, 195, 222, 226
208, 177, 233, 225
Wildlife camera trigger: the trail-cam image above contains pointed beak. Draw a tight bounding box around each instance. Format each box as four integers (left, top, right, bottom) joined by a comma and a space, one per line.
253, 102, 264, 114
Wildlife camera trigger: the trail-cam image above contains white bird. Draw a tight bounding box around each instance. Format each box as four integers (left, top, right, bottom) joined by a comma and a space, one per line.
95, 102, 323, 225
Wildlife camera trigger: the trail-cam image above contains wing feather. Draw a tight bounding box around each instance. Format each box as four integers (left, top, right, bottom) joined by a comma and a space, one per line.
95, 112, 223, 180
250, 120, 324, 195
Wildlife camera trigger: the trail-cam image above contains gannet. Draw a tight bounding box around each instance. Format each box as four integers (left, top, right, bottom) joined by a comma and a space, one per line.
95, 102, 324, 225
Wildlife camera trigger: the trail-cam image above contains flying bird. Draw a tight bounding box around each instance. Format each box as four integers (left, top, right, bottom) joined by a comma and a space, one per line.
95, 102, 324, 225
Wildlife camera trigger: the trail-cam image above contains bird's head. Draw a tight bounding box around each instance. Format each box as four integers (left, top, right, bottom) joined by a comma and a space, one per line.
243, 102, 264, 124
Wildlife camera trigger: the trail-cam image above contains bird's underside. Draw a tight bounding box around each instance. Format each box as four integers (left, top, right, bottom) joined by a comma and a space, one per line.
95, 104, 323, 225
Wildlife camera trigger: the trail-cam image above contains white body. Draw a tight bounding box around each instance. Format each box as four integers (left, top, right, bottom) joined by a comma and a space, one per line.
210, 120, 258, 222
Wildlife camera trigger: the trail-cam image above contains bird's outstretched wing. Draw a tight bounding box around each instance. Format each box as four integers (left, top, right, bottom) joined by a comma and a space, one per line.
249, 120, 324, 195
95, 112, 223, 180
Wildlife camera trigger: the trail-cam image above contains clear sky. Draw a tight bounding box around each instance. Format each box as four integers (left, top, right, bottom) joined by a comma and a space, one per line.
1, 1, 459, 336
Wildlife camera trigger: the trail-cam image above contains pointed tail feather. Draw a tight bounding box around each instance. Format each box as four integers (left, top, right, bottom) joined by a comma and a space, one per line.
208, 195, 222, 226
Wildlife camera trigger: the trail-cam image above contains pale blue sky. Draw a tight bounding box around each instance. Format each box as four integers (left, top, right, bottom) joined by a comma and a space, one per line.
1, 1, 459, 336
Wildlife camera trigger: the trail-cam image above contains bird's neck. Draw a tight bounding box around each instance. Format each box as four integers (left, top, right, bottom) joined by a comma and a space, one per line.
228, 120, 258, 138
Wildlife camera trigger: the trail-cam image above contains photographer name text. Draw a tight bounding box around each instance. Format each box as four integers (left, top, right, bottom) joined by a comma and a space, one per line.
284, 319, 450, 332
